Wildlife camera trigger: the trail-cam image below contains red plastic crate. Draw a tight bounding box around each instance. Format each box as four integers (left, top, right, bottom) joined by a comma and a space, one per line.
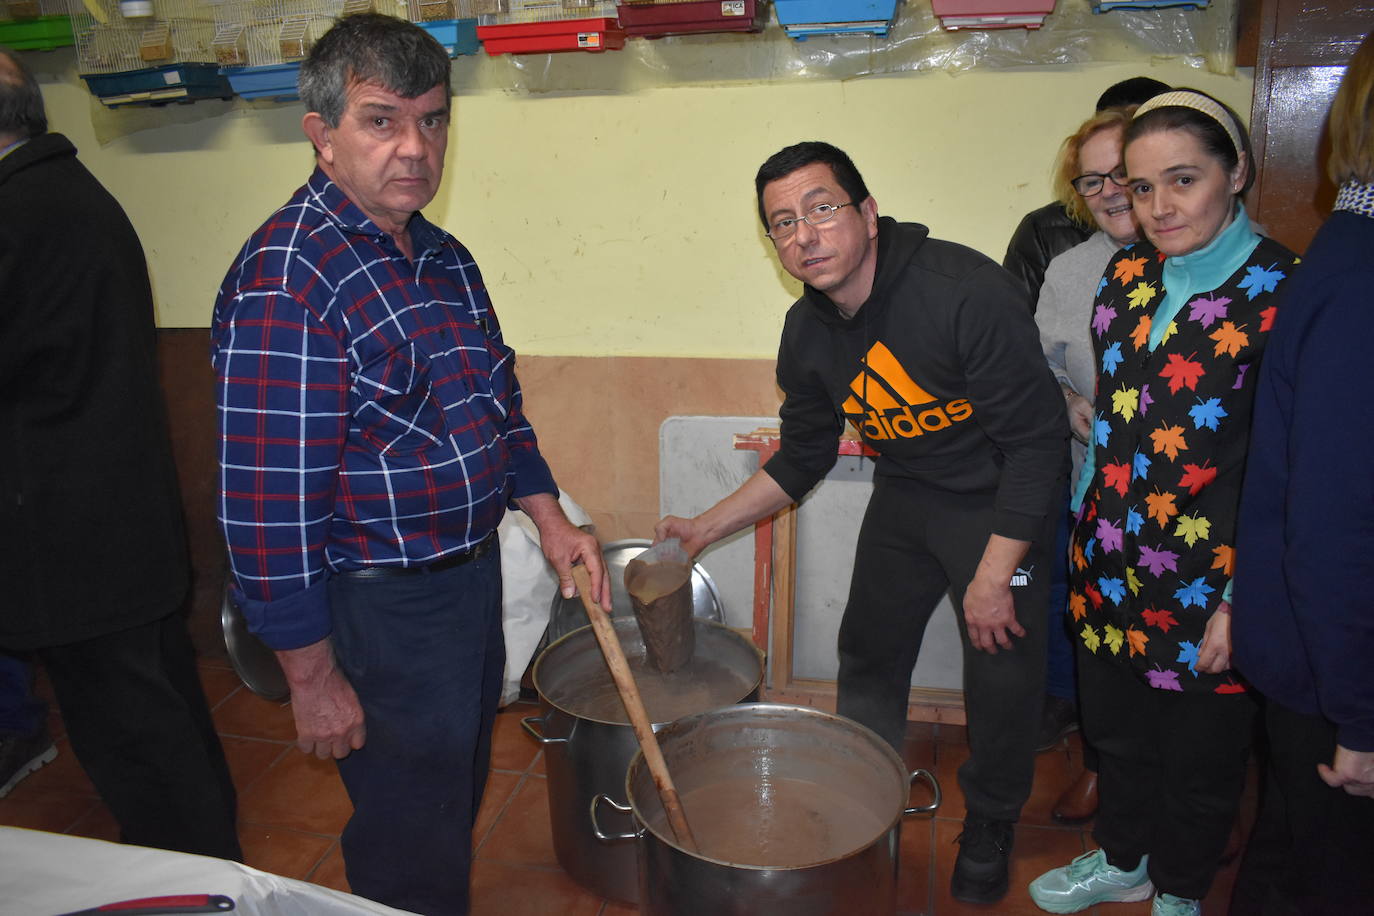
476, 17, 626, 53
616, 0, 766, 37
931, 0, 1055, 28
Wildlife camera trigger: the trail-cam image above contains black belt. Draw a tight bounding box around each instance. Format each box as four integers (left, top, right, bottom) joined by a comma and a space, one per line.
337, 531, 497, 579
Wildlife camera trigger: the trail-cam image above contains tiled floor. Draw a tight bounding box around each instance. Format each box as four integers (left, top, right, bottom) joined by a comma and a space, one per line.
0, 656, 1251, 915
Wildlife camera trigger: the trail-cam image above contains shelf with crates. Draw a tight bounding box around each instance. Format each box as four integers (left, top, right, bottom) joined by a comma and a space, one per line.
211, 0, 362, 100
614, 0, 767, 38
0, 0, 75, 50
65, 0, 233, 105
475, 0, 624, 55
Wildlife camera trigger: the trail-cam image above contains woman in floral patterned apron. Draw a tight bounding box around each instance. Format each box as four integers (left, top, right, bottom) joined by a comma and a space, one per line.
1028, 90, 1301, 916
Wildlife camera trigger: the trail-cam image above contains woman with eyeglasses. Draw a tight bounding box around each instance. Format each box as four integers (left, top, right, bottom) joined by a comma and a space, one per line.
1028, 90, 1301, 916
1031, 107, 1141, 828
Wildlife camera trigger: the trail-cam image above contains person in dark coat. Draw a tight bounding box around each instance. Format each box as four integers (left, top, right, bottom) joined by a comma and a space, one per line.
1228, 30, 1374, 916
0, 47, 240, 860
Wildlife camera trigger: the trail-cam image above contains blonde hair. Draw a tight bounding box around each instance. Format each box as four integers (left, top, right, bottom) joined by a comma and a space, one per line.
1328, 30, 1374, 185
1052, 107, 1136, 228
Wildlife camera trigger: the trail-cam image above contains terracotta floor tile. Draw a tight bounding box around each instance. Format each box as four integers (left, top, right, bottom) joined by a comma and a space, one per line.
468, 860, 604, 916
490, 703, 543, 773
198, 664, 247, 710
221, 735, 290, 793
65, 800, 119, 842
933, 740, 971, 821
474, 769, 522, 850
475, 774, 558, 869
599, 899, 639, 915
935, 724, 968, 745
211, 686, 297, 742
0, 787, 100, 834
237, 749, 352, 835
932, 819, 1087, 915
239, 823, 336, 881
1020, 748, 1082, 828
897, 811, 936, 915
308, 842, 350, 894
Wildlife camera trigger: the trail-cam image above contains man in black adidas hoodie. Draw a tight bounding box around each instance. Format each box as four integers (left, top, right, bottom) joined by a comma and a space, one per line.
657, 142, 1067, 905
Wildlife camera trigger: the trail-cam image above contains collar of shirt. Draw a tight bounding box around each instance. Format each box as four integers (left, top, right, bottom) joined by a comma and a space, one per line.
1335, 180, 1374, 220
1151, 203, 1261, 351
303, 166, 446, 257
0, 136, 30, 160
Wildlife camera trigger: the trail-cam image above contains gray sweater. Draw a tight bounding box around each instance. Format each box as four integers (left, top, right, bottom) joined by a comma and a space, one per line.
1034, 230, 1120, 480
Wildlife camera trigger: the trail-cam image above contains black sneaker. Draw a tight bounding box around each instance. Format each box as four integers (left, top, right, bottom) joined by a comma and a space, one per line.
951, 817, 1015, 904
1036, 693, 1080, 752
0, 726, 57, 798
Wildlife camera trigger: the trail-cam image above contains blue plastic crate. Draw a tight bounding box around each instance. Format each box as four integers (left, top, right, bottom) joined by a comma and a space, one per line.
773, 0, 899, 38
1092, 0, 1207, 10
223, 63, 301, 101
418, 18, 480, 56
81, 63, 234, 108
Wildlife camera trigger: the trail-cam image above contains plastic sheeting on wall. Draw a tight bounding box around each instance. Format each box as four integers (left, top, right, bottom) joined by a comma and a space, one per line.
453, 0, 1238, 94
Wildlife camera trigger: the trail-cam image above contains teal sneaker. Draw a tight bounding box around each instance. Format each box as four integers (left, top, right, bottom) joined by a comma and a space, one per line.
1152, 893, 1202, 915
1028, 849, 1153, 914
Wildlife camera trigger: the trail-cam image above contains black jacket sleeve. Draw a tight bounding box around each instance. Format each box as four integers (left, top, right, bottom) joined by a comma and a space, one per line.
1002, 202, 1092, 310
762, 306, 843, 502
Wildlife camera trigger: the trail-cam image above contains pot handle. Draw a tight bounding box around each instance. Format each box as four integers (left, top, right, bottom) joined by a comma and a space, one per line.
590, 793, 641, 842
521, 711, 571, 745
904, 768, 942, 815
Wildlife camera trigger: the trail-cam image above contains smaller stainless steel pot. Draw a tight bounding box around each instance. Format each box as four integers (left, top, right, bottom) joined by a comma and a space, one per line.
524, 617, 763, 903
591, 703, 940, 916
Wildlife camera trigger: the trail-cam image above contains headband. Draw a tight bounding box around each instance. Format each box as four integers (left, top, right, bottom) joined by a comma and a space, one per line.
1134, 90, 1245, 158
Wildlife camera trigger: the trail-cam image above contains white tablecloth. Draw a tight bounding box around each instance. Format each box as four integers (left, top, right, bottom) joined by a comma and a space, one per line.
0, 827, 417, 915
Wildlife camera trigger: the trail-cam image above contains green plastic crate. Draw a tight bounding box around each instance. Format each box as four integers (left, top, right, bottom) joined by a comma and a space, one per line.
0, 14, 74, 50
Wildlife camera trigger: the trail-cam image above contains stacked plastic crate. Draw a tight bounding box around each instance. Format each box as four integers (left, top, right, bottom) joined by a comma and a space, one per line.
66, 0, 232, 106
772, 0, 899, 39
614, 0, 766, 38
213, 0, 359, 100
1091, 0, 1206, 11
0, 0, 75, 51
403, 0, 479, 56
475, 0, 625, 55
930, 0, 1056, 29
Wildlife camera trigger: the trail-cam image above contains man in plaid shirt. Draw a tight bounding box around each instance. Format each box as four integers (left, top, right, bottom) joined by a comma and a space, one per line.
212, 15, 610, 915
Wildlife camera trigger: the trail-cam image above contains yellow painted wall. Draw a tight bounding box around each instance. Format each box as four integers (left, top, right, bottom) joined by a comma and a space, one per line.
27, 53, 1251, 355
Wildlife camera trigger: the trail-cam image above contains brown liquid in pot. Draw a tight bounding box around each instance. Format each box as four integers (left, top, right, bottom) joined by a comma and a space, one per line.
546, 653, 752, 725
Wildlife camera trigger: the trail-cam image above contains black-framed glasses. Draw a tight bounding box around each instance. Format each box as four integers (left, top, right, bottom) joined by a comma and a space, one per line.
767, 202, 855, 240
1071, 167, 1129, 198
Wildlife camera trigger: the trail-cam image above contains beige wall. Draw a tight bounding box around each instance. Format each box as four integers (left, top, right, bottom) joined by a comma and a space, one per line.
26, 52, 1252, 350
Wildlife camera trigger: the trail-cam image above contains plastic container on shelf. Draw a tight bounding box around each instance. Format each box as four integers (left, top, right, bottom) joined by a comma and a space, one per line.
476, 0, 624, 54
1092, 0, 1207, 10
0, 0, 75, 50
403, 0, 480, 56
771, 0, 898, 39
931, 0, 1055, 28
614, 0, 766, 38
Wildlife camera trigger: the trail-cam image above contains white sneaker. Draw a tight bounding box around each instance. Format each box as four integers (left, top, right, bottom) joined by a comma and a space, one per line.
1153, 892, 1202, 915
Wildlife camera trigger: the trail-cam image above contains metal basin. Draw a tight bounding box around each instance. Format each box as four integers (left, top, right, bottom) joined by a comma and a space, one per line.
593, 703, 940, 915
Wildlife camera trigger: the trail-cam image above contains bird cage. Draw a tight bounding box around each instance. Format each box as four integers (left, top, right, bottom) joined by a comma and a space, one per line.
402, 0, 478, 55
0, 0, 74, 49
212, 0, 346, 99
614, 0, 766, 38
772, 0, 898, 38
475, 0, 624, 53
931, 0, 1055, 29
66, 0, 232, 104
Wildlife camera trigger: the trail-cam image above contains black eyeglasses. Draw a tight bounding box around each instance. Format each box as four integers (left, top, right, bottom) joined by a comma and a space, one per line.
1071, 167, 1129, 198
767, 202, 855, 240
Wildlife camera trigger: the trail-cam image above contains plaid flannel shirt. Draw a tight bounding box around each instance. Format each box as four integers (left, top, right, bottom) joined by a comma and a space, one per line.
212, 169, 556, 650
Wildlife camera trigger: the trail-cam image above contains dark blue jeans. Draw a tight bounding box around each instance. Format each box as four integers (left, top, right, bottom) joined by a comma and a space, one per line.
0, 649, 45, 736
328, 546, 505, 916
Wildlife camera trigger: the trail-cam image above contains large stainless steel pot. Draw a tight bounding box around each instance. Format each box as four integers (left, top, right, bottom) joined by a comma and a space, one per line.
523, 617, 763, 903
591, 703, 941, 915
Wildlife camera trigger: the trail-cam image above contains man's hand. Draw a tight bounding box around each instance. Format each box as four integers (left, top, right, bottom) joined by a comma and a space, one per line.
963, 574, 1025, 654
654, 515, 710, 560
517, 492, 611, 611
1195, 602, 1232, 674
1318, 745, 1374, 797
275, 639, 366, 759
1065, 391, 1093, 444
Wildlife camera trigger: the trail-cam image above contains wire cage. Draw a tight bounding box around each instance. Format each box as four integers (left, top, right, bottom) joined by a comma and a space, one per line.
66, 0, 220, 73
211, 0, 372, 68
476, 0, 615, 26
400, 0, 479, 55
0, 0, 74, 49
1, 0, 66, 20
